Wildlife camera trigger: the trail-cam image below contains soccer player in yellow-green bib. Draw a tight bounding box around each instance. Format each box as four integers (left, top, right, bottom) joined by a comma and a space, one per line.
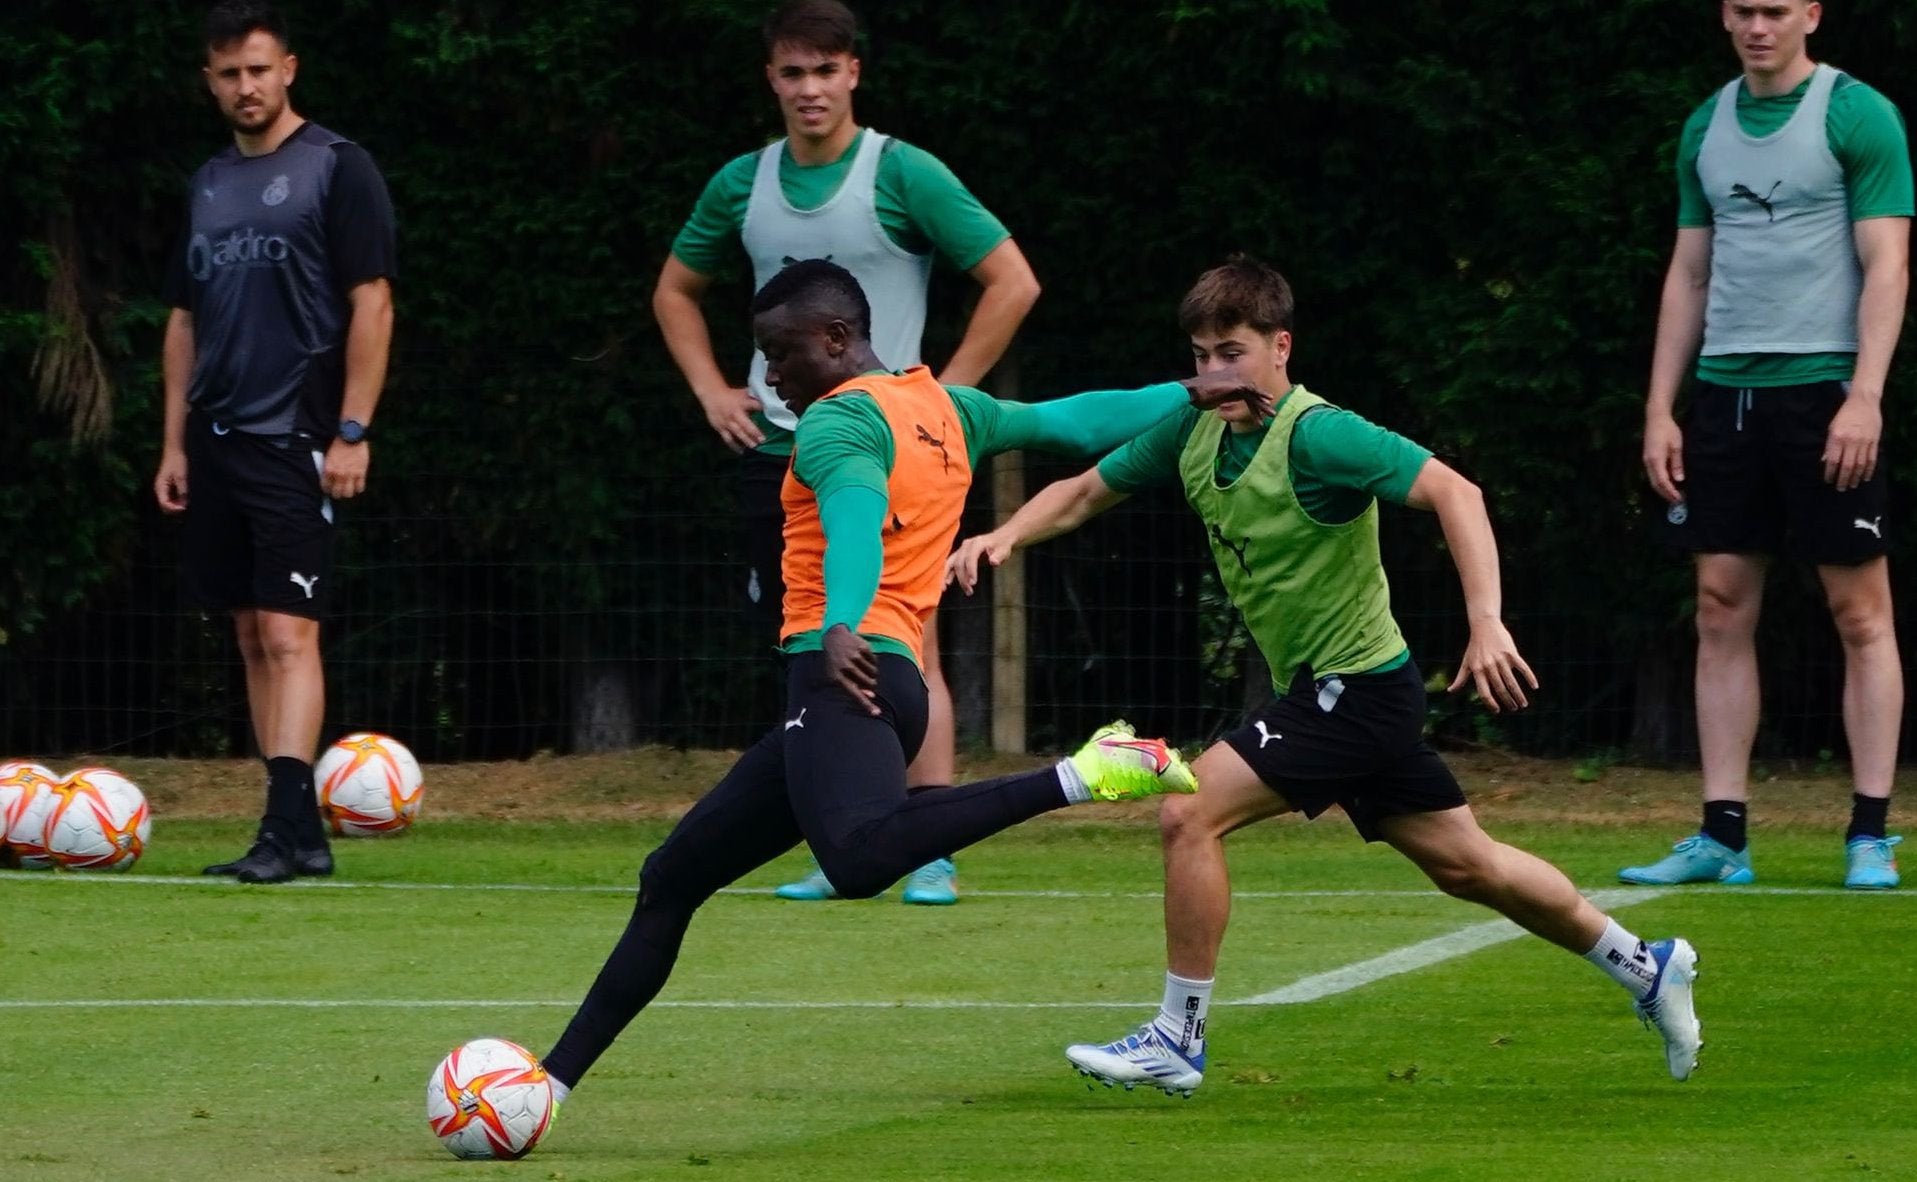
949, 257, 1705, 1094
1635, 0, 1910, 891
653, 0, 1040, 905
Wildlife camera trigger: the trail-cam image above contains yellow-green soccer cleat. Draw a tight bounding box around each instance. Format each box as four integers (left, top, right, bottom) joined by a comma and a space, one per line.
1068, 721, 1198, 802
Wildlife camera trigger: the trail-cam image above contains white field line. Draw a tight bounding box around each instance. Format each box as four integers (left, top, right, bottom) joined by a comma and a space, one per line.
1236, 888, 1664, 1004
0, 997, 1149, 1011
0, 872, 1894, 899
5, 886, 1682, 1014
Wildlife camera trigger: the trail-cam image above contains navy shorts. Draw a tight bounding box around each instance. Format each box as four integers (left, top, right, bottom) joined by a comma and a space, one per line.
1665, 381, 1889, 565
1222, 660, 1467, 843
181, 411, 335, 619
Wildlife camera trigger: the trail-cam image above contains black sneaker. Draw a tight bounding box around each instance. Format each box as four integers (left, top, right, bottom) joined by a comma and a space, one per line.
294, 845, 335, 877
203, 839, 271, 876
233, 839, 297, 884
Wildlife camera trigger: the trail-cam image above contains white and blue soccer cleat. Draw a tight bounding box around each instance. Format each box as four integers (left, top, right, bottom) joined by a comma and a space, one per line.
1635, 937, 1701, 1081
1844, 835, 1901, 890
1618, 834, 1753, 885
1065, 1022, 1205, 1097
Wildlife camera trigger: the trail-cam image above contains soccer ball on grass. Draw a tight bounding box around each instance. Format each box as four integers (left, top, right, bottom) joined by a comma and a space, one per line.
316, 732, 424, 836
425, 1037, 555, 1160
43, 767, 152, 872
1, 762, 61, 870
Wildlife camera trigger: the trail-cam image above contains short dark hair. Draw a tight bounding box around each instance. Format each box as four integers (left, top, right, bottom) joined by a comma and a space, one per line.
762, 0, 858, 57
751, 259, 872, 339
1178, 253, 1295, 337
206, 2, 288, 51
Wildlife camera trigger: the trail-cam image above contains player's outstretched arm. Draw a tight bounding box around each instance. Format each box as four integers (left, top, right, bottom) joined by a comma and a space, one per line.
1404, 458, 1537, 713
1001, 369, 1271, 460
653, 256, 764, 452
947, 467, 1126, 595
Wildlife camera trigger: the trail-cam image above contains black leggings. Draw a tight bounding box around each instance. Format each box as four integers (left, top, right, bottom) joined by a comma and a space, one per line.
542, 651, 1069, 1086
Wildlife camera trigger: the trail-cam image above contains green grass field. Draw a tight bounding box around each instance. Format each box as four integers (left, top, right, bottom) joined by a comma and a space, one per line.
5, 816, 1914, 1181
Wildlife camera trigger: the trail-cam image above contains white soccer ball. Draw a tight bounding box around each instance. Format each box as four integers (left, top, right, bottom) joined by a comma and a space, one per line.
43, 767, 152, 872
315, 732, 424, 837
1, 762, 61, 870
425, 1037, 555, 1160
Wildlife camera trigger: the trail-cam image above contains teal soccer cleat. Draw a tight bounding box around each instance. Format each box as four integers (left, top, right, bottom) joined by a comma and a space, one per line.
1618, 834, 1753, 885
774, 859, 840, 901
901, 857, 958, 905
1844, 835, 1901, 890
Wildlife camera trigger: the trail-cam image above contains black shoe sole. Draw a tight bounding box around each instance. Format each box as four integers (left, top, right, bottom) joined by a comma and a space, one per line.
236, 868, 296, 884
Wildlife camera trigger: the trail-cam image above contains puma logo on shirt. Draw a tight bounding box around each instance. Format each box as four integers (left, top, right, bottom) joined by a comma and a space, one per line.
1209, 524, 1253, 576
1728, 181, 1782, 221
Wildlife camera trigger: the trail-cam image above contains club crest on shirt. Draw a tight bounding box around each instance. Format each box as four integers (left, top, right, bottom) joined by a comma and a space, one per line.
262, 174, 291, 206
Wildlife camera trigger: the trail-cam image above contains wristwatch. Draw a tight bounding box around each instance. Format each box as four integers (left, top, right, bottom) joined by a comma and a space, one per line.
338, 419, 370, 444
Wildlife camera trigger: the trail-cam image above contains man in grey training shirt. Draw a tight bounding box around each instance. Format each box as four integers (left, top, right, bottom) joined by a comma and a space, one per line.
155, 1, 397, 884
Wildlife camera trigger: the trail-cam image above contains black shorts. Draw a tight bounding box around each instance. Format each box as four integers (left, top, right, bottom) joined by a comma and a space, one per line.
1665, 381, 1889, 565
1223, 660, 1467, 843
738, 447, 790, 637
181, 411, 335, 619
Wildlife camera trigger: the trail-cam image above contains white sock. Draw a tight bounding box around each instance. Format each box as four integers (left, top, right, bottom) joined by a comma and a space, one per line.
1055, 758, 1091, 804
548, 1077, 571, 1104
1150, 971, 1213, 1052
1582, 919, 1657, 999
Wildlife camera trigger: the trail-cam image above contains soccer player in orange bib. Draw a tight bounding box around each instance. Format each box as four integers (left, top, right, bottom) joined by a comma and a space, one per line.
536, 260, 1268, 1104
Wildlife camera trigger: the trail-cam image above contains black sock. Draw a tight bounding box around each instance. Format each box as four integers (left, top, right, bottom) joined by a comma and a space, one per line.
1701, 800, 1748, 852
1847, 793, 1890, 842
262, 756, 311, 848
293, 761, 329, 849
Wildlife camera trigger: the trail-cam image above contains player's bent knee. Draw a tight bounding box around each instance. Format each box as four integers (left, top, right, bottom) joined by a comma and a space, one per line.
1158, 793, 1202, 846
811, 847, 891, 900
638, 848, 719, 910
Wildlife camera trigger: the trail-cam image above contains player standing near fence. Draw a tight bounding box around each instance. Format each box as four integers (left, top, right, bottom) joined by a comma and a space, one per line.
652, 0, 1041, 905
153, 1, 397, 884
1633, 0, 1910, 890
949, 256, 1703, 1092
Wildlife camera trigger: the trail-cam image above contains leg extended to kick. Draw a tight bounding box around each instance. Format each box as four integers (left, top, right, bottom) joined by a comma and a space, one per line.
782, 653, 1193, 900
1381, 805, 1702, 1080
542, 733, 803, 1092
